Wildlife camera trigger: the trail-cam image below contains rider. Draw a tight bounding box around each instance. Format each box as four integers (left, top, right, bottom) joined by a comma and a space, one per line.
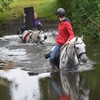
34, 12, 43, 30
50, 8, 75, 68
17, 12, 43, 35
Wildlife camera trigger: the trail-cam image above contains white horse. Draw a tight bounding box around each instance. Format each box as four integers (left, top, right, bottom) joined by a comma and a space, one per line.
45, 36, 88, 70
20, 30, 47, 44
59, 36, 88, 70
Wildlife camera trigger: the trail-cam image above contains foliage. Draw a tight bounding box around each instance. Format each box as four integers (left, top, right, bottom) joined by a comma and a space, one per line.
57, 0, 100, 41
0, 0, 13, 13
0, 0, 14, 36
0, 21, 5, 37
37, 1, 57, 20
71, 0, 100, 41
56, 0, 73, 17
0, 0, 57, 21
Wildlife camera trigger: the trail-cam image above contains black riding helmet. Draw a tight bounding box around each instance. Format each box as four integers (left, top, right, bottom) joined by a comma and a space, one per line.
56, 8, 66, 17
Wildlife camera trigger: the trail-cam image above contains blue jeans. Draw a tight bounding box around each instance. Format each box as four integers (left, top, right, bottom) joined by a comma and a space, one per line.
50, 44, 61, 67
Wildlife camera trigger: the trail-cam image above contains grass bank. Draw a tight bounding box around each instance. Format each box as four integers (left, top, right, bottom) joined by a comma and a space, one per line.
0, 0, 57, 21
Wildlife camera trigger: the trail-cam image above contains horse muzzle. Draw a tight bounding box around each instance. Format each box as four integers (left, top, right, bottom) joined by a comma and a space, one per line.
78, 52, 88, 63
38, 35, 47, 44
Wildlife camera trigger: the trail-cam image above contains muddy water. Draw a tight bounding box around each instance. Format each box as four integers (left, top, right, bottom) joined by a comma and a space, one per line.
0, 34, 100, 100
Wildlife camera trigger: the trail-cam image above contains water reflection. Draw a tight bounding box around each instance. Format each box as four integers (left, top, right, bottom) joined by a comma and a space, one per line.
0, 66, 90, 100
0, 63, 99, 100
50, 71, 89, 100
61, 71, 89, 100
0, 67, 50, 100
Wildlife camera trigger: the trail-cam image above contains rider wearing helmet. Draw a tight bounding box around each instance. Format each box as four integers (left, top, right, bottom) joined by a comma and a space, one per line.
50, 8, 75, 68
56, 8, 66, 17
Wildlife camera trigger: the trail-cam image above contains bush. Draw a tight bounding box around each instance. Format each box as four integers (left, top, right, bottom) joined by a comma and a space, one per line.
57, 0, 100, 41
0, 0, 13, 11
71, 0, 100, 41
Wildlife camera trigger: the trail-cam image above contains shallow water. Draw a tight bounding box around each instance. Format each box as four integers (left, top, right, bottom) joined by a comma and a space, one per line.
0, 34, 100, 100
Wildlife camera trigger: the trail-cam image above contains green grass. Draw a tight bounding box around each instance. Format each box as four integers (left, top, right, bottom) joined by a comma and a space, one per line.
0, 0, 57, 21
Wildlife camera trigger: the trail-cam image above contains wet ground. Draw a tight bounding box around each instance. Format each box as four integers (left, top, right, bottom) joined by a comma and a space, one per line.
0, 34, 55, 71
0, 33, 100, 100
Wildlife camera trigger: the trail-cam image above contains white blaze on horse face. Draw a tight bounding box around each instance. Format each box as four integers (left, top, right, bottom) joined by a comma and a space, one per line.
75, 38, 88, 63
75, 43, 86, 54
38, 31, 48, 43
39, 34, 45, 42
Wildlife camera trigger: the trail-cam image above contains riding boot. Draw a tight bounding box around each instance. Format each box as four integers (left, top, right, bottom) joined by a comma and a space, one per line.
44, 51, 52, 59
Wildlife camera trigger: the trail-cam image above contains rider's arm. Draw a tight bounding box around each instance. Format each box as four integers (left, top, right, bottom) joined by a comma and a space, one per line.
65, 22, 75, 41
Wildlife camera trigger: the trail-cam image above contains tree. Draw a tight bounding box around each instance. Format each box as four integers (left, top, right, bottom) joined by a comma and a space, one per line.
0, 0, 13, 13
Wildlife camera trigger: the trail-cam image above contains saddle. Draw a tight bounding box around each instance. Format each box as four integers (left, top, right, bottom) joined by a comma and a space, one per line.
44, 49, 60, 68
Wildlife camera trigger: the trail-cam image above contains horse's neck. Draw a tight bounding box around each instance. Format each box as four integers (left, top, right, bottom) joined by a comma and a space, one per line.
67, 44, 75, 59
67, 44, 79, 64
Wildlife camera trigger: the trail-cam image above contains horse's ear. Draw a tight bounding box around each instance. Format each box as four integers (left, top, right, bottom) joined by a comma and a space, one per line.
75, 36, 78, 42
81, 35, 83, 40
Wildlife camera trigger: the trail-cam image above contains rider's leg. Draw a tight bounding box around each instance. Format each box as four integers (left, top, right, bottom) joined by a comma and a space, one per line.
44, 46, 56, 59
50, 44, 61, 68
44, 51, 52, 59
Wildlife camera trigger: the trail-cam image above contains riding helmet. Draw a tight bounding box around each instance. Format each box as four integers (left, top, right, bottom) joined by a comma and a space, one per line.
56, 8, 66, 17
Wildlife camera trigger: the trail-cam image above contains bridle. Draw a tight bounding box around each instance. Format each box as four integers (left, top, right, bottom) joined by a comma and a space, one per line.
74, 42, 86, 60
37, 31, 47, 45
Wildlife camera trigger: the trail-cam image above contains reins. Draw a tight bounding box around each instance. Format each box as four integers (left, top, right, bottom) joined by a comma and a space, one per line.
74, 42, 86, 59
60, 42, 83, 70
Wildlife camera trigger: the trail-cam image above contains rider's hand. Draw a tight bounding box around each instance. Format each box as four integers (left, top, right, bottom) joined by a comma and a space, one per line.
65, 40, 70, 45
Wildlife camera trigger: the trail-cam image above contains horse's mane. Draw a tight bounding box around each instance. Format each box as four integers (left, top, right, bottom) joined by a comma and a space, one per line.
70, 36, 83, 46
67, 36, 83, 58
67, 37, 77, 49
60, 35, 88, 70
60, 36, 83, 56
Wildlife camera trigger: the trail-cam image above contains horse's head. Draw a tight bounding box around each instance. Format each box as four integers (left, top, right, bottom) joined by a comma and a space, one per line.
60, 36, 89, 70
73, 36, 88, 63
38, 31, 47, 44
